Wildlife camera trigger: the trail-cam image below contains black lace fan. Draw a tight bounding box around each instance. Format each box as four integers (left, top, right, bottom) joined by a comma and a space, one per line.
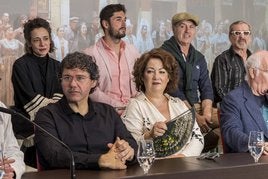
153, 108, 195, 157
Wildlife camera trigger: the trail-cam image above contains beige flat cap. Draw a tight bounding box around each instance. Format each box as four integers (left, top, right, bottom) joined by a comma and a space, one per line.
172, 12, 199, 26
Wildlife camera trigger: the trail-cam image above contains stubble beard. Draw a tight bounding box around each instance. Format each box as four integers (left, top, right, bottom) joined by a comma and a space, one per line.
108, 28, 126, 39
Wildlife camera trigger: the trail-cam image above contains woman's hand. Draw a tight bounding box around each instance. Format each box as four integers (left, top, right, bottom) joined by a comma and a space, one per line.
149, 121, 167, 138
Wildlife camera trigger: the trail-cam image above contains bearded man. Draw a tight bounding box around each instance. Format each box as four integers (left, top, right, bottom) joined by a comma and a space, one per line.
84, 3, 140, 115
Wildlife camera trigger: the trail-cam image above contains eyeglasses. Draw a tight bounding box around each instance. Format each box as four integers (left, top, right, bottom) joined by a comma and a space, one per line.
61, 75, 90, 83
230, 30, 251, 36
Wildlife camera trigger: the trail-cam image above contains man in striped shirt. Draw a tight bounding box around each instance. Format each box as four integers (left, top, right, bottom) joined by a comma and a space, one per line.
211, 20, 252, 107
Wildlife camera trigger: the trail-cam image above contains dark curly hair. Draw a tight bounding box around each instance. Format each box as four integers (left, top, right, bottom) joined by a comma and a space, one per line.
23, 17, 55, 54
59, 52, 100, 94
133, 48, 179, 93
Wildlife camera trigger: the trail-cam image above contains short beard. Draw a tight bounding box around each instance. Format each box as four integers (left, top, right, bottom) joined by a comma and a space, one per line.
108, 28, 126, 39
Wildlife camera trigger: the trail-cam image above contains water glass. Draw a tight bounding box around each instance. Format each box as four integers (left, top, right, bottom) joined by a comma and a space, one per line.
248, 131, 264, 163
137, 139, 155, 174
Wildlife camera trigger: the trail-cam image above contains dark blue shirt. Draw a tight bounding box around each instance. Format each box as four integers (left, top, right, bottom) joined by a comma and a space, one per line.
161, 37, 213, 104
176, 50, 214, 103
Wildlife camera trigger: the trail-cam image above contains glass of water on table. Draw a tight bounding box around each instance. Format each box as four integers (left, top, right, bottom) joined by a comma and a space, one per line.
137, 139, 155, 174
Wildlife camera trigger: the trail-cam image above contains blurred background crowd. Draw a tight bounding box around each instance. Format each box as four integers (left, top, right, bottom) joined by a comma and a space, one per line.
1, 0, 268, 106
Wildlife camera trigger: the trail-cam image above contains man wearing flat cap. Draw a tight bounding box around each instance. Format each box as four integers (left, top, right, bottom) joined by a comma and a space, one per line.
161, 12, 215, 146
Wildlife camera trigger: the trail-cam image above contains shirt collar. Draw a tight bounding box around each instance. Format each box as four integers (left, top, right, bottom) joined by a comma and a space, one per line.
136, 92, 173, 101
59, 96, 97, 117
229, 46, 252, 58
100, 37, 126, 51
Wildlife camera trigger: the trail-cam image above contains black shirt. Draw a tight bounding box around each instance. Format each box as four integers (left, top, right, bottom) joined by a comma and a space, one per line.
34, 97, 137, 170
211, 47, 252, 105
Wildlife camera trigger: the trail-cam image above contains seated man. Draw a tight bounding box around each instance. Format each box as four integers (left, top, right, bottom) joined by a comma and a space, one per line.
220, 50, 268, 153
34, 52, 137, 170
0, 101, 25, 179
211, 20, 252, 106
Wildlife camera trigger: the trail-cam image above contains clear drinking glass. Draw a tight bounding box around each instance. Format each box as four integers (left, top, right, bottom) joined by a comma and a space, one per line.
137, 139, 155, 174
248, 131, 264, 163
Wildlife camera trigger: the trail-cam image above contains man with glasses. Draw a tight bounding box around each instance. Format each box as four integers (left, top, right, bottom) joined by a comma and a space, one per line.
220, 50, 268, 153
34, 52, 137, 170
211, 20, 252, 107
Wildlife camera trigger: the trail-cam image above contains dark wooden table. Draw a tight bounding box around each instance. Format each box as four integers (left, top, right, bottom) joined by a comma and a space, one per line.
22, 153, 268, 179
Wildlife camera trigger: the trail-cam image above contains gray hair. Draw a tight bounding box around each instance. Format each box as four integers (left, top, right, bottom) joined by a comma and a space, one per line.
229, 20, 251, 34
245, 52, 261, 81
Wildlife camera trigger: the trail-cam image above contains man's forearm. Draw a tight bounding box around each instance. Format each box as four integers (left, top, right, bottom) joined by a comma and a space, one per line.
201, 99, 212, 117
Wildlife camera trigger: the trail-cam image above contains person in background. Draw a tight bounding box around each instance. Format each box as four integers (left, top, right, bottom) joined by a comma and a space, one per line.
0, 101, 25, 179
77, 22, 91, 52
152, 20, 169, 48
64, 16, 79, 53
252, 28, 266, 52
0, 26, 24, 106
161, 12, 214, 134
211, 20, 252, 106
35, 52, 137, 170
136, 20, 154, 53
220, 50, 268, 153
11, 17, 63, 168
123, 48, 203, 157
0, 13, 11, 39
195, 20, 214, 74
123, 19, 138, 48
14, 14, 28, 43
165, 19, 173, 39
212, 21, 229, 57
84, 4, 140, 114
88, 12, 101, 46
53, 26, 69, 62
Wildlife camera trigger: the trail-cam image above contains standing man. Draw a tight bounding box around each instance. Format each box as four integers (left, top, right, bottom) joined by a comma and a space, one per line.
220, 51, 268, 153
211, 21, 252, 106
161, 12, 214, 134
84, 4, 140, 114
35, 52, 137, 170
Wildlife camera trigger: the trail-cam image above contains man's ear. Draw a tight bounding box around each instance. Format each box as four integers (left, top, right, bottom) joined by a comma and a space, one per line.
101, 20, 109, 29
92, 80, 97, 88
249, 68, 256, 79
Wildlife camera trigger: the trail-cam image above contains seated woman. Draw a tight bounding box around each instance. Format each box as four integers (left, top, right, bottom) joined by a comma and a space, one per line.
122, 48, 204, 158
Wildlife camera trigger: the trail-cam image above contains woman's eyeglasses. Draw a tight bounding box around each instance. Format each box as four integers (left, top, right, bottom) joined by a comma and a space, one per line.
230, 30, 251, 36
